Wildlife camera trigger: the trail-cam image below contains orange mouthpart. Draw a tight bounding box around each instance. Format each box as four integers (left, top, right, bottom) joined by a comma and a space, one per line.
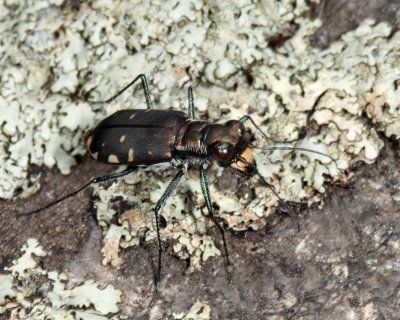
230, 147, 254, 173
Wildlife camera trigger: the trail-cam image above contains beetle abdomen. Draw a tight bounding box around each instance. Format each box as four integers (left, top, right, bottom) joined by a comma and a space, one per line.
84, 109, 189, 165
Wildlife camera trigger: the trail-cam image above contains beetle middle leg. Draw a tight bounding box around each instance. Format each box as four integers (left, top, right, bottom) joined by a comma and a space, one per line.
187, 86, 233, 282
188, 87, 195, 119
200, 169, 233, 284
152, 168, 185, 296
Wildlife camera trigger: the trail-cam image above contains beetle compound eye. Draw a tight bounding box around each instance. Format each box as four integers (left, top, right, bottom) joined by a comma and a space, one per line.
212, 142, 234, 162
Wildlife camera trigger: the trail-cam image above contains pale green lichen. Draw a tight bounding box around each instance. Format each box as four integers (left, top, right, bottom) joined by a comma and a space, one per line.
2, 0, 400, 313
6, 238, 47, 275
47, 275, 121, 315
0, 275, 16, 305
2, 0, 318, 200
0, 239, 121, 319
173, 301, 211, 320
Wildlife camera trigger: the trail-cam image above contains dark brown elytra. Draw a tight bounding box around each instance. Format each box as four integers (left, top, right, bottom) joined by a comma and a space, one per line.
84, 109, 189, 165
18, 74, 336, 303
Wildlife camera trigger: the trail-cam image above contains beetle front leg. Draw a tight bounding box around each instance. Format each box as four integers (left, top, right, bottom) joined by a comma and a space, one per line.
200, 169, 233, 284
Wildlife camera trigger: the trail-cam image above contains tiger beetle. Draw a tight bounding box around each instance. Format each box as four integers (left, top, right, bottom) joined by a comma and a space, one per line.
18, 74, 336, 299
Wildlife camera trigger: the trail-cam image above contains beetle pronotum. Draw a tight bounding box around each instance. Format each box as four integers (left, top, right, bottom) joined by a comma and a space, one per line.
19, 74, 336, 299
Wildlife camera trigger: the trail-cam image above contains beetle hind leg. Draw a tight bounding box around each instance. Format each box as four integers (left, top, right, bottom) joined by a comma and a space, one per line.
18, 167, 137, 217
84, 74, 153, 109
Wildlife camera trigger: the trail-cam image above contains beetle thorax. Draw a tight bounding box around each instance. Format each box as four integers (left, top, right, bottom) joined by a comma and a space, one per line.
175, 119, 247, 166
175, 120, 210, 155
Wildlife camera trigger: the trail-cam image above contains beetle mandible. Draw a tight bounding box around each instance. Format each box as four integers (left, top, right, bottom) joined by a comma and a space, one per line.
19, 74, 335, 297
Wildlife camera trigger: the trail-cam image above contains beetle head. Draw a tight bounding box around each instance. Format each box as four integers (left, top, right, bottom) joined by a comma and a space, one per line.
206, 120, 256, 175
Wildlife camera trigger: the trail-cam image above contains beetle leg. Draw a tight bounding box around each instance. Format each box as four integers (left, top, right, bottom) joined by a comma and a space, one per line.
18, 167, 137, 217
139, 74, 153, 109
200, 169, 233, 284
85, 74, 153, 109
153, 168, 185, 295
188, 87, 195, 119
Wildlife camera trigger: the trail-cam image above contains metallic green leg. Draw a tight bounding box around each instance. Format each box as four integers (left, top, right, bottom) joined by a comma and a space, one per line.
200, 169, 233, 284
139, 74, 153, 109
188, 87, 195, 119
153, 168, 185, 296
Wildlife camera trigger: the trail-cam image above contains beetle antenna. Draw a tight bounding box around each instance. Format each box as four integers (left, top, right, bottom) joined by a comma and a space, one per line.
17, 167, 136, 217
239, 115, 337, 167
239, 115, 299, 143
239, 114, 323, 144
253, 145, 338, 168
239, 115, 268, 140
